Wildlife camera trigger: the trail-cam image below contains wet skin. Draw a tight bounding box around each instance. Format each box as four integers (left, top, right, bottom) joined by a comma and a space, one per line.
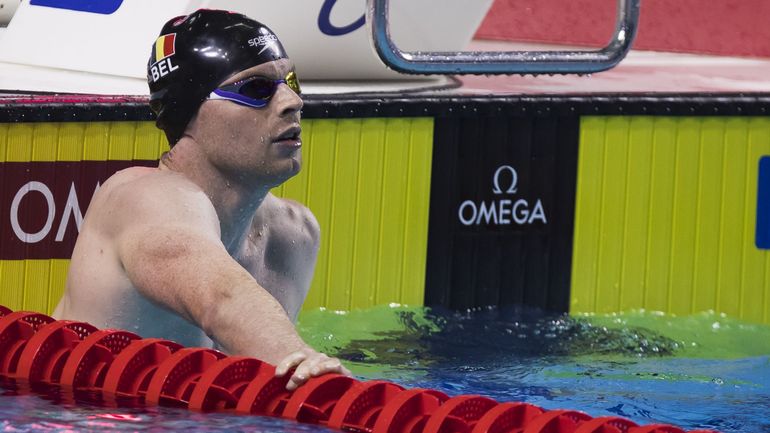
53, 59, 349, 390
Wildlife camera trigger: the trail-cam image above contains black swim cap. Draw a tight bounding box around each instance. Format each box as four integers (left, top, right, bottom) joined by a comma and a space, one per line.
148, 9, 288, 146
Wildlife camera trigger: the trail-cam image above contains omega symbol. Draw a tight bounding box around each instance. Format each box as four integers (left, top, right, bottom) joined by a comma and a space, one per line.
492, 165, 518, 195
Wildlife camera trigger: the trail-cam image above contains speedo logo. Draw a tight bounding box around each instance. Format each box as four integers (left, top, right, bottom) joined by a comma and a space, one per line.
248, 34, 278, 54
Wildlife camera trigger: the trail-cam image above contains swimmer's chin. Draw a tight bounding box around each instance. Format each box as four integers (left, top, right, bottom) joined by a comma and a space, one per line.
290, 159, 301, 174
259, 159, 301, 186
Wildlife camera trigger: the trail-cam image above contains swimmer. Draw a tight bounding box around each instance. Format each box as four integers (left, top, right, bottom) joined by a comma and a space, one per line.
52, 9, 349, 390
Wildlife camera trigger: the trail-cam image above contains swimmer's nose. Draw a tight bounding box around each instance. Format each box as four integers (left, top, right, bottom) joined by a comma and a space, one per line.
275, 83, 303, 118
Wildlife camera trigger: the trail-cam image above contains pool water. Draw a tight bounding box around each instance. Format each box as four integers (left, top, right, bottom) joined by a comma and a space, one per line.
2, 305, 769, 432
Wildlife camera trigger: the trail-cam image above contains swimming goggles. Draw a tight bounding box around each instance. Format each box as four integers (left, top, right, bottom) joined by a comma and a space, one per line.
208, 71, 301, 108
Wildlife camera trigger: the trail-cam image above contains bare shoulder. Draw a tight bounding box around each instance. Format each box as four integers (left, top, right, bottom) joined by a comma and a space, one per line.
92, 167, 219, 237
260, 194, 320, 254
99, 167, 211, 208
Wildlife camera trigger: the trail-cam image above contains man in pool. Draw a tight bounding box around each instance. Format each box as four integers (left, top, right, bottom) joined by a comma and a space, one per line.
52, 9, 349, 390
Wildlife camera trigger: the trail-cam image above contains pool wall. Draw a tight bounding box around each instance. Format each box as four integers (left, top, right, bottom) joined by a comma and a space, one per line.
572, 116, 770, 324
1, 94, 769, 324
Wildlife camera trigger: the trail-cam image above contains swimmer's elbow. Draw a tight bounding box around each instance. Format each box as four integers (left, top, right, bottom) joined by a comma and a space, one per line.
192, 285, 236, 340
197, 310, 219, 342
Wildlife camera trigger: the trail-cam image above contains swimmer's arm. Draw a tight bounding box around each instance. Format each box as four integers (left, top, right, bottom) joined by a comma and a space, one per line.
120, 225, 310, 364
112, 187, 307, 365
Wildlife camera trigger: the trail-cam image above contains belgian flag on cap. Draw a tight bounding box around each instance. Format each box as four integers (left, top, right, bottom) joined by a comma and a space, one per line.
154, 33, 176, 62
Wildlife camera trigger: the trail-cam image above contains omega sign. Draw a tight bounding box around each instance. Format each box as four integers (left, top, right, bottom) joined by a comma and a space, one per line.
10, 181, 92, 244
458, 165, 547, 226
0, 160, 155, 260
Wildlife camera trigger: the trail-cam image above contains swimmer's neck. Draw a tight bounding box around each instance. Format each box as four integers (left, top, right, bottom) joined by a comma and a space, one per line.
159, 147, 271, 253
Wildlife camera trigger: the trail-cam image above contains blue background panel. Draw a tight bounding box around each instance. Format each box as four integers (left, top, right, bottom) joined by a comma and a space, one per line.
756, 156, 770, 249
30, 0, 123, 15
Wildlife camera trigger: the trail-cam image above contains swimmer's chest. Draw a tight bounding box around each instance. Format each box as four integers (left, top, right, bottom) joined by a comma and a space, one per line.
232, 228, 298, 314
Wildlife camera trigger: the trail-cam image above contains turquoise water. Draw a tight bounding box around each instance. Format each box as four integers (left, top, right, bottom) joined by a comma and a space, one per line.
1, 306, 769, 432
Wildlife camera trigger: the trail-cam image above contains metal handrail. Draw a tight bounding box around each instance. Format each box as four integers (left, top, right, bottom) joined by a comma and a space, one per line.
366, 0, 641, 75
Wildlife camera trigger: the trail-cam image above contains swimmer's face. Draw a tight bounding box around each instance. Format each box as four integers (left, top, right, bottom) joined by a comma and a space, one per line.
186, 58, 303, 187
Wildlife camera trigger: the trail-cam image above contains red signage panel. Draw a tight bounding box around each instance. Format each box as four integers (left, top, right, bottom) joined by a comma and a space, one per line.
0, 161, 157, 260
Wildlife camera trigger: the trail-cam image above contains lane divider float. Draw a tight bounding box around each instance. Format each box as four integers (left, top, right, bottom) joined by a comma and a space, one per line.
0, 305, 721, 433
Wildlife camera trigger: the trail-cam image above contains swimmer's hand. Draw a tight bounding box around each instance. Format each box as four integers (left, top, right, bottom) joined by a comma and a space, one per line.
274, 347, 351, 391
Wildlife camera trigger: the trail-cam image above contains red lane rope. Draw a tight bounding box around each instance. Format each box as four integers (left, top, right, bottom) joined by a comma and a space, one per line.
0, 306, 721, 433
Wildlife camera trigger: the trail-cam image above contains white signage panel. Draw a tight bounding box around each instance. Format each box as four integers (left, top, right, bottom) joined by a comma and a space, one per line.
0, 0, 494, 81
0, 0, 192, 78
202, 0, 495, 79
